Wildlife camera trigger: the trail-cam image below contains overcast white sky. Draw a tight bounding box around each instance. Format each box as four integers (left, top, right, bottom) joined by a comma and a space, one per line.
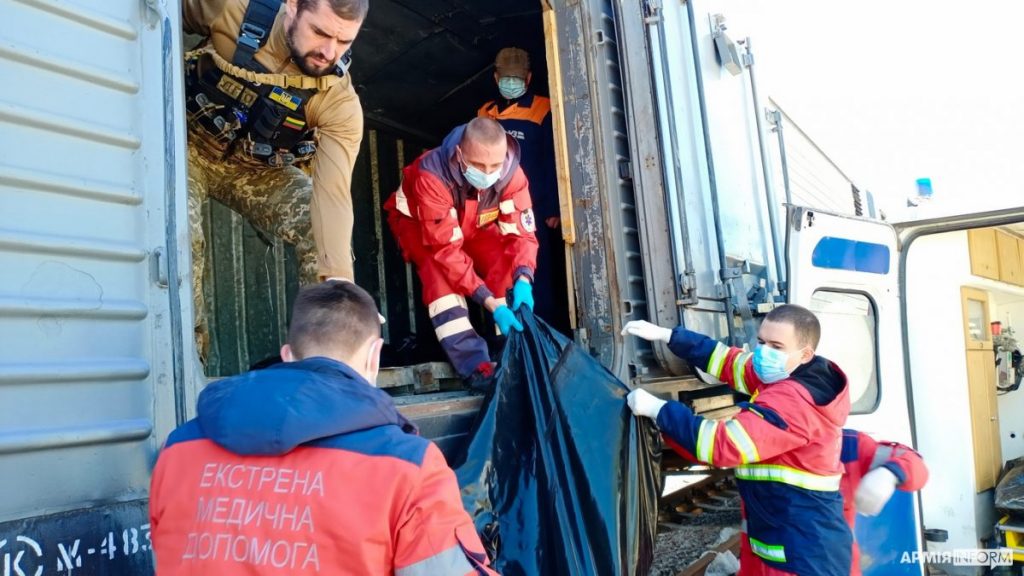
751, 0, 1024, 219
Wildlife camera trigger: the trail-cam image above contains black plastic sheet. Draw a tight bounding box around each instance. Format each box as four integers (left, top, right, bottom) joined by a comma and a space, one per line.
996, 457, 1024, 513
452, 311, 661, 575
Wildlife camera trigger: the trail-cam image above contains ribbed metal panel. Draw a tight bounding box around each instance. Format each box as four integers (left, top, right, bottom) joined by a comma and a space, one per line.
0, 0, 172, 528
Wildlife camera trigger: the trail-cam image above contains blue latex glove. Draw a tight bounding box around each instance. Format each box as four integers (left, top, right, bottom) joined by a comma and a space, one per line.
493, 305, 523, 335
511, 278, 534, 311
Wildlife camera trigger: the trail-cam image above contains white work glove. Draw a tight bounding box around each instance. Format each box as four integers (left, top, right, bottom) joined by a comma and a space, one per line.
626, 389, 667, 420
621, 320, 672, 343
855, 466, 899, 516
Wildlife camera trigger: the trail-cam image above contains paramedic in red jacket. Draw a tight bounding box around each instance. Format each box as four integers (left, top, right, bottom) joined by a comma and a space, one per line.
150, 281, 496, 575
841, 428, 929, 576
622, 304, 852, 576
385, 118, 539, 387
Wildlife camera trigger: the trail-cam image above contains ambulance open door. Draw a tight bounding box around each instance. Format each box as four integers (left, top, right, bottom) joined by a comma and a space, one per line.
786, 206, 923, 576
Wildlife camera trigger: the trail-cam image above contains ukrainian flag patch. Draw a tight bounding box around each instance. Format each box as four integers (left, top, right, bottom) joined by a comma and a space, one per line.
269, 86, 301, 111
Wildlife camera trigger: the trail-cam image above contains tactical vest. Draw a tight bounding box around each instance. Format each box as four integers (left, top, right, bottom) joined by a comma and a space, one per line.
184, 0, 351, 167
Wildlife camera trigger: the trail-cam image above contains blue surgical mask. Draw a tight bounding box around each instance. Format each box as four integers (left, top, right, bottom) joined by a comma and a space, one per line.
498, 76, 527, 100
463, 164, 501, 190
752, 345, 794, 383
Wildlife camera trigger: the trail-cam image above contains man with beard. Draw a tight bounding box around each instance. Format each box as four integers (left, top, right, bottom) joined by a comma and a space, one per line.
182, 0, 366, 363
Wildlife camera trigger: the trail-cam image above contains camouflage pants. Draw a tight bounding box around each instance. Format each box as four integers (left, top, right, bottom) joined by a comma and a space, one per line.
187, 143, 318, 364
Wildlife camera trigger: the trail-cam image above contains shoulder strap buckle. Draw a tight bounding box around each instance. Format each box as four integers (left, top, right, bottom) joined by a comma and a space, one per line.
238, 22, 267, 51
233, 0, 283, 68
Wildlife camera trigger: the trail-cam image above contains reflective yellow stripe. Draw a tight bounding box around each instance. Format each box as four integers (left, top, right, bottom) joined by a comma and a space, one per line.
450, 226, 464, 243
696, 419, 718, 464
734, 464, 841, 491
748, 536, 787, 563
733, 352, 752, 394
723, 420, 760, 464
499, 199, 516, 214
707, 343, 728, 378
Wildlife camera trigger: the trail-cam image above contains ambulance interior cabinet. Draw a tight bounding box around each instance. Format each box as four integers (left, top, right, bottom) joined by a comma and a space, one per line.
961, 286, 1001, 492
996, 230, 1023, 286
968, 228, 1000, 281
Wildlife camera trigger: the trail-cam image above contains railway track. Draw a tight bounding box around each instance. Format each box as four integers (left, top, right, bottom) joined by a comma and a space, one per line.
659, 470, 739, 526
649, 468, 742, 576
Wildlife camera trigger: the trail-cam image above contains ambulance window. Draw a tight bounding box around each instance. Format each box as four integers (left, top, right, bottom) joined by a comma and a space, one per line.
808, 290, 879, 414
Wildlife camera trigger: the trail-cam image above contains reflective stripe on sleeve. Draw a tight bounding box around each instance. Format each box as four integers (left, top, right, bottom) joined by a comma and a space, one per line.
696, 419, 719, 464
733, 352, 752, 394
395, 545, 475, 576
435, 317, 475, 340
428, 294, 467, 317
870, 445, 895, 470
395, 187, 412, 217
706, 343, 729, 379
723, 420, 760, 464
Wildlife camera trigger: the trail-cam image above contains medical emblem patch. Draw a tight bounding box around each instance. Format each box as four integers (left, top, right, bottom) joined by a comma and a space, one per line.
521, 208, 537, 233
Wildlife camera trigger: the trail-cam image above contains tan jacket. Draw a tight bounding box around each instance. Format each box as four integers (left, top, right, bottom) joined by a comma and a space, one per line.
183, 0, 363, 280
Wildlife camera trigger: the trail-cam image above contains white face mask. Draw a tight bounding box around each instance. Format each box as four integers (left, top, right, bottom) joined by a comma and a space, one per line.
498, 76, 527, 99
457, 146, 502, 190
463, 164, 501, 190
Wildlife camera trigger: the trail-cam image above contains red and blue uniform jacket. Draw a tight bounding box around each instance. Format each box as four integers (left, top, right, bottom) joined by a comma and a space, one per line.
656, 328, 852, 576
149, 357, 496, 576
477, 93, 559, 221
841, 429, 929, 576
383, 124, 538, 306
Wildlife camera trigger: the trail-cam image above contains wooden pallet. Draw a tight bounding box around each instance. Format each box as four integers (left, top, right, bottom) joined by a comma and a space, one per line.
637, 376, 743, 419
379, 362, 461, 394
